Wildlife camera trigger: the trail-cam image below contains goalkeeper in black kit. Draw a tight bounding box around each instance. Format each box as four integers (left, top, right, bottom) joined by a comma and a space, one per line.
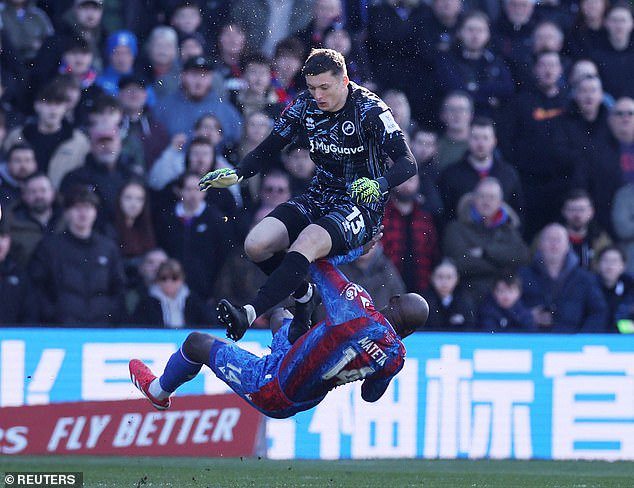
199, 48, 417, 342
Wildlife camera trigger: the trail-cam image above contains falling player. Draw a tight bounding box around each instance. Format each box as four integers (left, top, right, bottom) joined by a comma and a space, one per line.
129, 238, 428, 418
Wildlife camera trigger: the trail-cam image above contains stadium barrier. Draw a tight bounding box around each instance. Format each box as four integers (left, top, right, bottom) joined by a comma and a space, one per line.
0, 328, 632, 460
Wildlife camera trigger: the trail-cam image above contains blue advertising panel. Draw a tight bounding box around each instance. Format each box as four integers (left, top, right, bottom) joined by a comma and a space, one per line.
1, 329, 633, 460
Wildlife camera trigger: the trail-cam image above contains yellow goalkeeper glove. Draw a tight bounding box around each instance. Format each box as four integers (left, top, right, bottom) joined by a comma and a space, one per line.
349, 177, 382, 204
199, 168, 243, 191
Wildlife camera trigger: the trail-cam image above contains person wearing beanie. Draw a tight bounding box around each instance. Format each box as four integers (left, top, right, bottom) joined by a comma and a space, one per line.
97, 30, 140, 96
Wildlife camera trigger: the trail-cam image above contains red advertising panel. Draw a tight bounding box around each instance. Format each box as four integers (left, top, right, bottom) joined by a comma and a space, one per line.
0, 394, 265, 457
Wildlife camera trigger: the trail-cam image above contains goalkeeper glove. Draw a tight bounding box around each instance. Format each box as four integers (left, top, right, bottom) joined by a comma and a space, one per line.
199, 168, 243, 191
349, 177, 383, 204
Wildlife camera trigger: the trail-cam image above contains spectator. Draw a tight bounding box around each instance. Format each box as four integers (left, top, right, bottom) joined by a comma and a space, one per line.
0, 143, 38, 209
230, 0, 313, 56
125, 246, 168, 317
612, 184, 634, 274
28, 186, 126, 325
61, 124, 143, 228
4, 172, 64, 267
281, 143, 315, 196
51, 74, 83, 126
555, 74, 610, 168
294, 0, 343, 53
0, 219, 36, 324
420, 0, 464, 55
150, 135, 237, 220
565, 0, 608, 58
435, 11, 514, 118
149, 114, 235, 194
575, 97, 634, 236
560, 188, 611, 269
0, 0, 53, 65
595, 245, 634, 333
423, 258, 477, 331
439, 117, 523, 222
323, 26, 373, 88
240, 110, 275, 158
532, 19, 567, 57
590, 2, 634, 99
169, 2, 203, 41
519, 222, 608, 332
367, 0, 429, 125
57, 37, 105, 127
232, 54, 284, 119
179, 32, 205, 64
141, 26, 181, 100
253, 170, 293, 223
131, 258, 213, 328
492, 0, 537, 86
436, 91, 474, 170
118, 75, 169, 174
443, 177, 529, 303
155, 56, 242, 145
409, 127, 444, 221
32, 0, 107, 90
270, 37, 306, 106
3, 83, 90, 189
114, 179, 156, 281
499, 50, 568, 239
382, 90, 418, 136
478, 274, 536, 332
96, 31, 139, 97
86, 94, 123, 132
382, 173, 440, 294
154, 172, 233, 302
213, 23, 248, 95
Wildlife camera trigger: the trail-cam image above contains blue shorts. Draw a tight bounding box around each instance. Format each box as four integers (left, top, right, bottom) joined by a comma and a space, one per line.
209, 323, 321, 418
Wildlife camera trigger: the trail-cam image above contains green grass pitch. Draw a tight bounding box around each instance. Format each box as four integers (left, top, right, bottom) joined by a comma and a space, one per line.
2, 456, 634, 487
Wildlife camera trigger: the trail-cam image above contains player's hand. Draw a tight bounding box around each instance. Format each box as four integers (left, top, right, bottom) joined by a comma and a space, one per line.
199, 168, 243, 191
362, 225, 384, 256
349, 177, 382, 204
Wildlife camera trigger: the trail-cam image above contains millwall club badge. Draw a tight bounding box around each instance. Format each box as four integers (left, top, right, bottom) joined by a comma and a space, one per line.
342, 120, 355, 136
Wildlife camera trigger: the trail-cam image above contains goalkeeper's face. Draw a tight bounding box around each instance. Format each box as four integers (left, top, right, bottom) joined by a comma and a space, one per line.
306, 71, 349, 112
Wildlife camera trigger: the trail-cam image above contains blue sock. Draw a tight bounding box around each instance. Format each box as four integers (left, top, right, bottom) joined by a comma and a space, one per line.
158, 347, 203, 393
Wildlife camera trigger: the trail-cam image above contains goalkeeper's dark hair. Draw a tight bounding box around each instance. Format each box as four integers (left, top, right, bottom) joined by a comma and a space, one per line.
302, 48, 347, 78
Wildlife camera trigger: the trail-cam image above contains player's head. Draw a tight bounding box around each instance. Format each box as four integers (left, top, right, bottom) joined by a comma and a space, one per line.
381, 293, 429, 338
302, 48, 349, 112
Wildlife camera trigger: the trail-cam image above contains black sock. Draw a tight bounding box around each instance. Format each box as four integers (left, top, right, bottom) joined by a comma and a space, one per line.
251, 251, 310, 316
255, 252, 310, 299
292, 281, 310, 299
254, 252, 285, 275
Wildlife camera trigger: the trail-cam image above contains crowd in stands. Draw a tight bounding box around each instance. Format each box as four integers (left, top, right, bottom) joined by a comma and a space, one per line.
0, 0, 633, 334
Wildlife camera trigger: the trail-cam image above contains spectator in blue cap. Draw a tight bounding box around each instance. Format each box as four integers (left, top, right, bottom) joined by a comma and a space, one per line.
97, 30, 139, 96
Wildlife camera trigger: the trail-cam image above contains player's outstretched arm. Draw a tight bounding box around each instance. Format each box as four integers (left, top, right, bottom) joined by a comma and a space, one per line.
361, 377, 393, 403
198, 132, 289, 191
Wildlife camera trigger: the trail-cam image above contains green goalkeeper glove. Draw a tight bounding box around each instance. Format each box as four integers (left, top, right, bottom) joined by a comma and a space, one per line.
199, 168, 243, 191
349, 177, 382, 204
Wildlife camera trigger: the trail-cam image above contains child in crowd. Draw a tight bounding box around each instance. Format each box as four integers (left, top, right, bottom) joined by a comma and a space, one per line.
479, 274, 536, 332
423, 258, 476, 331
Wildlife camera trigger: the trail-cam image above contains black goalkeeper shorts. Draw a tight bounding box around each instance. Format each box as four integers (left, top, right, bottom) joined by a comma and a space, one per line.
267, 187, 383, 256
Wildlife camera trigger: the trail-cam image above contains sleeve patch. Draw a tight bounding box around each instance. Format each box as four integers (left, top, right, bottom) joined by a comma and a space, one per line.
379, 111, 400, 134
